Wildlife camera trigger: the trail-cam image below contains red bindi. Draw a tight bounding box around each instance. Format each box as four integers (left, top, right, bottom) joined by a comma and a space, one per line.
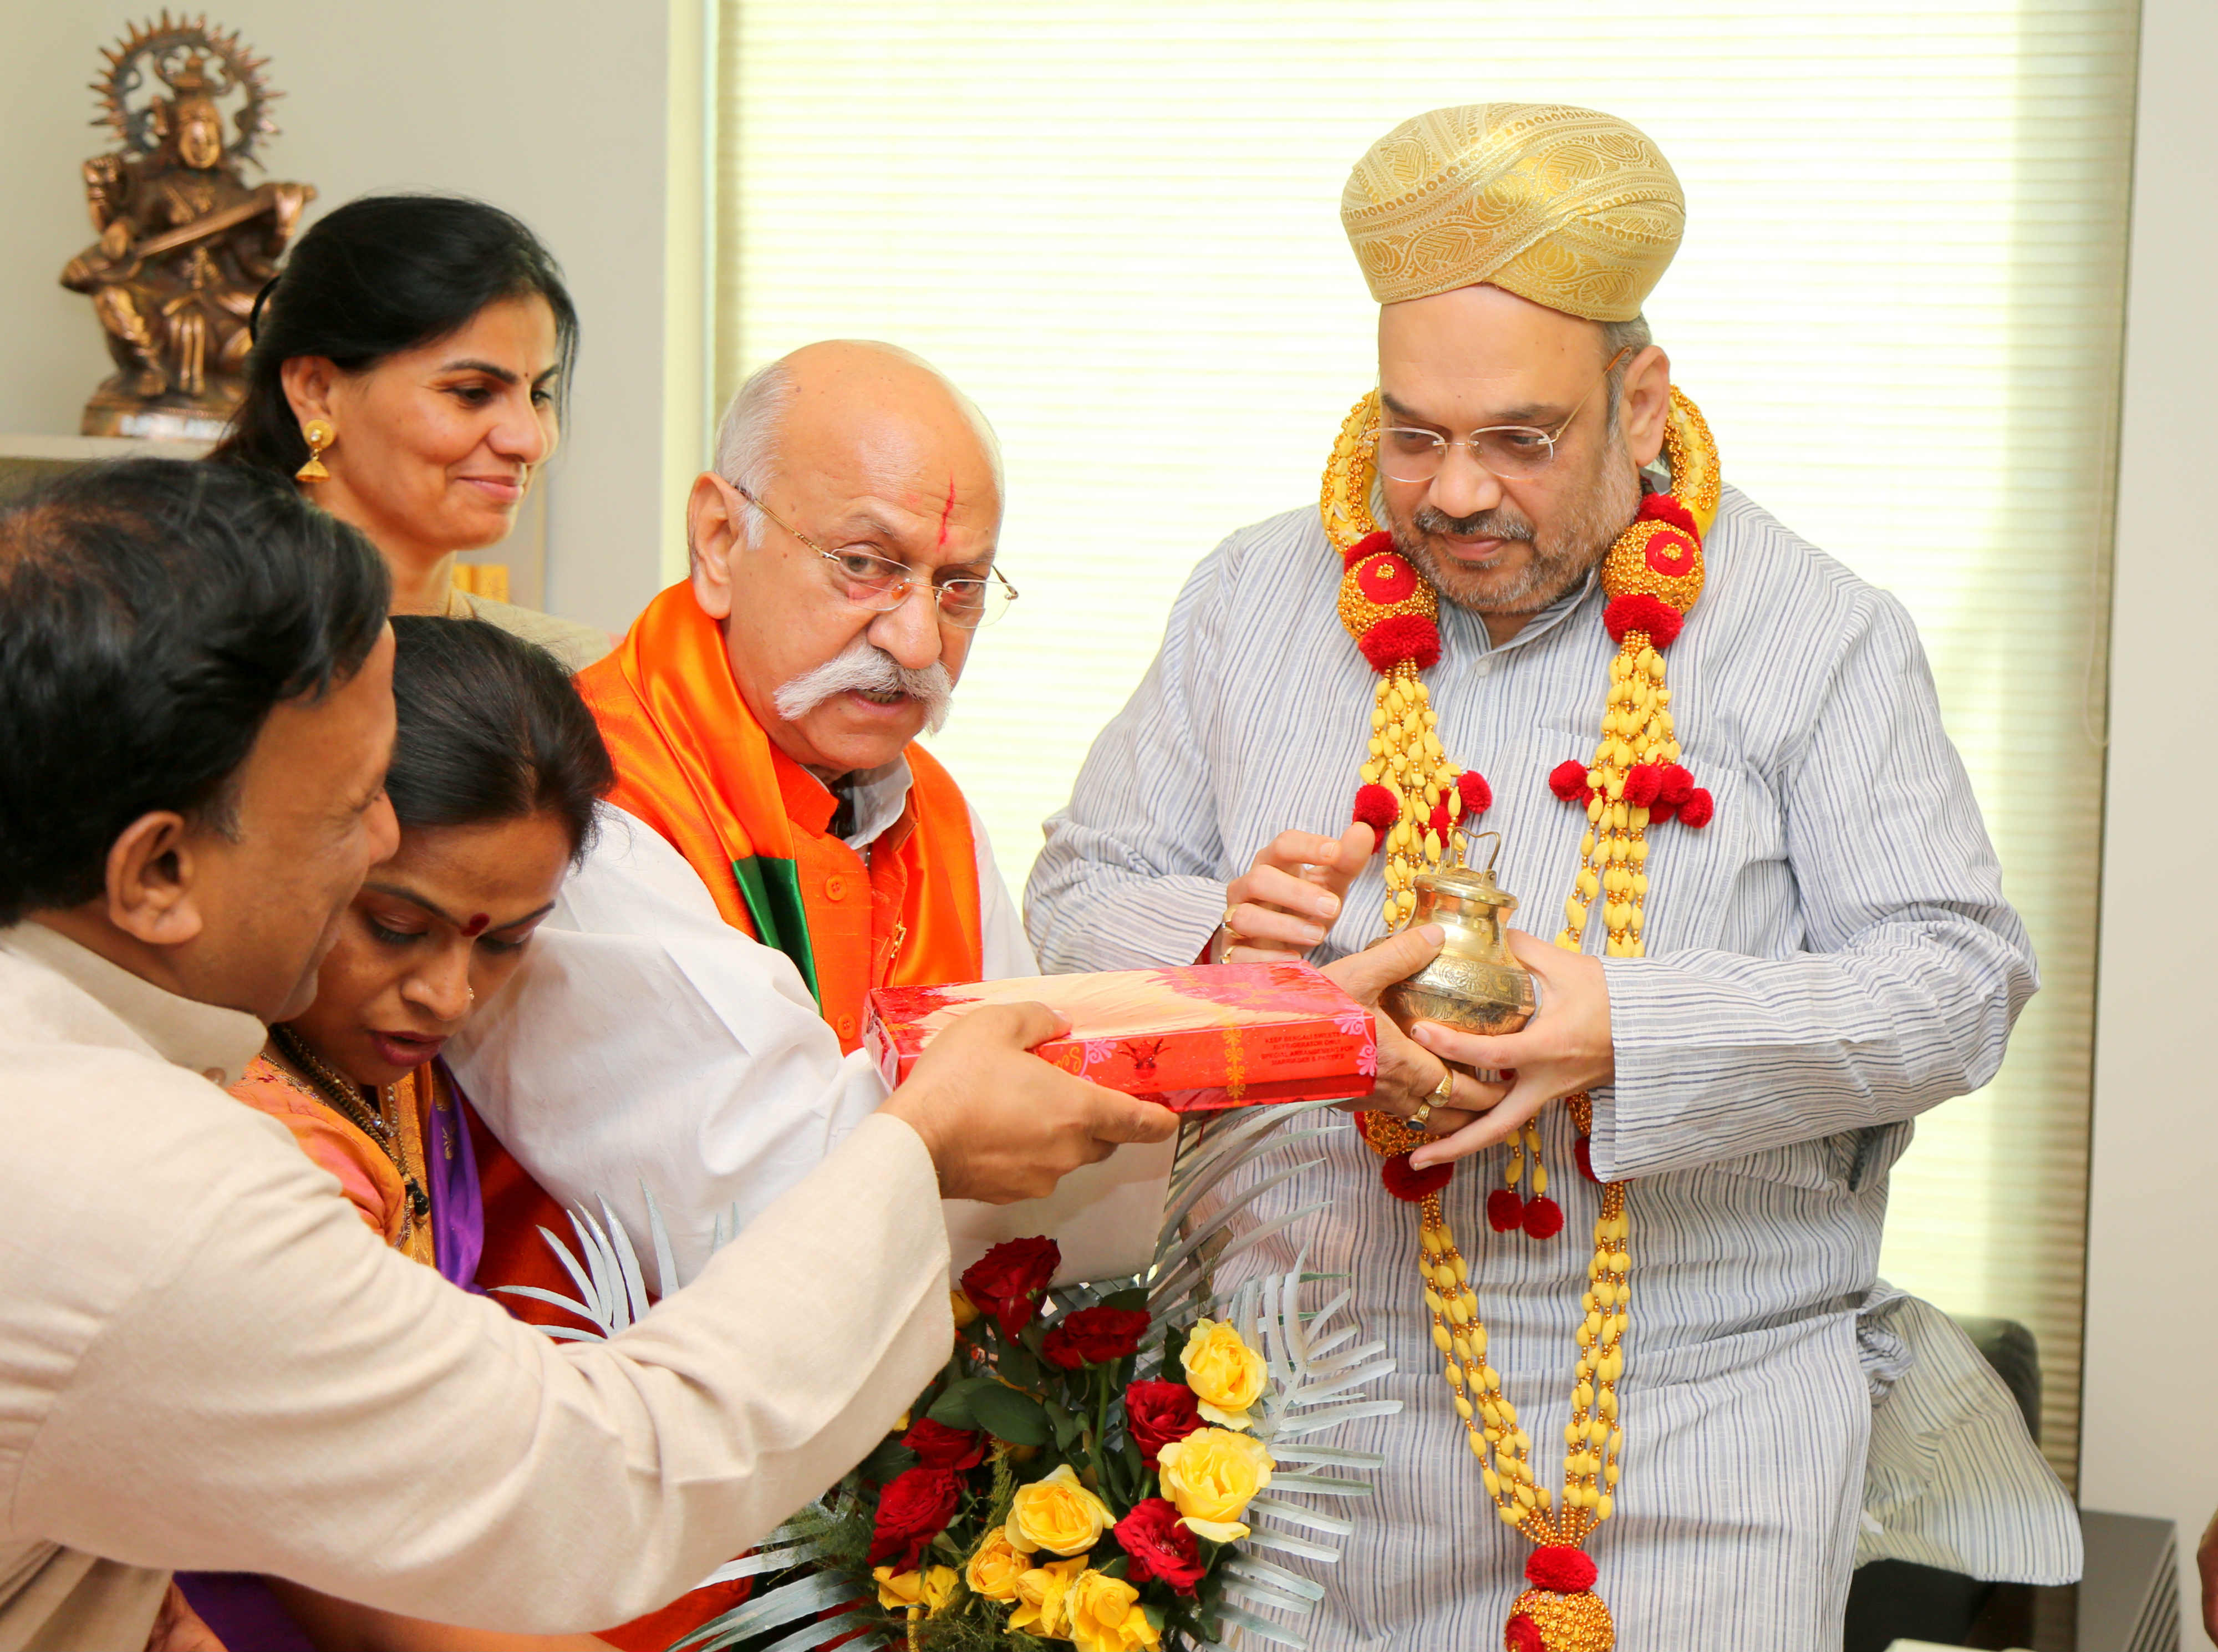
462, 913, 490, 937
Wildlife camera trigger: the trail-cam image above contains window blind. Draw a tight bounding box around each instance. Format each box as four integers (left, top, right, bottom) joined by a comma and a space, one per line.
717, 0, 2134, 1483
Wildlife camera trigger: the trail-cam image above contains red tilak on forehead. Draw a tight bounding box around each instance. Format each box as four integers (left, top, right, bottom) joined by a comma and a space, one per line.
462, 913, 490, 937
936, 476, 957, 548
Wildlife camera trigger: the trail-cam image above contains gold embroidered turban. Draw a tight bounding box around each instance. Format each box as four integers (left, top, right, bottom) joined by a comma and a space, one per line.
1341, 103, 1685, 321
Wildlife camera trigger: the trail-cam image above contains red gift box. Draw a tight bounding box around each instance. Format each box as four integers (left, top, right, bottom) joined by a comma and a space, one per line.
864, 961, 1378, 1112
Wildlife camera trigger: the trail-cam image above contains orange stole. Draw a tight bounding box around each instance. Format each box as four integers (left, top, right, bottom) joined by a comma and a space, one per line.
577, 582, 986, 1049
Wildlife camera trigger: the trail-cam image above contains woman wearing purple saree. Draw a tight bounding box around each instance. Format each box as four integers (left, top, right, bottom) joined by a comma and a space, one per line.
182, 616, 618, 1652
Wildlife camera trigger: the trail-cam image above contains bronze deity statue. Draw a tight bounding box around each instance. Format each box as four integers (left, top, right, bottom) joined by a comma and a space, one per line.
60, 14, 314, 440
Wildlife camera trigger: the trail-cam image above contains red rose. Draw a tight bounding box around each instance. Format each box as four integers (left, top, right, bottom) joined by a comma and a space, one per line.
960, 1237, 1060, 1338
1486, 1188, 1525, 1233
1124, 1379, 1204, 1467
1114, 1497, 1207, 1595
1526, 1544, 1600, 1593
1548, 760, 1591, 802
1380, 1152, 1452, 1203
902, 1417, 986, 1471
1042, 1305, 1151, 1370
866, 1466, 962, 1571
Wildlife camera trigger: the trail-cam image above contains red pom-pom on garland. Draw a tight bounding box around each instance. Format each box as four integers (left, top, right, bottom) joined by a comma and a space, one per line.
1343, 529, 1395, 570
1357, 613, 1442, 673
1505, 1614, 1546, 1652
1548, 760, 1590, 802
1352, 784, 1398, 840
1678, 787, 1715, 829
1380, 1152, 1453, 1203
1636, 493, 1700, 537
1656, 764, 1695, 807
1603, 592, 1683, 649
1622, 763, 1662, 807
1574, 1135, 1599, 1183
1526, 1546, 1600, 1594
1456, 770, 1491, 815
1522, 1196, 1565, 1240
1355, 553, 1418, 604
1486, 1188, 1525, 1233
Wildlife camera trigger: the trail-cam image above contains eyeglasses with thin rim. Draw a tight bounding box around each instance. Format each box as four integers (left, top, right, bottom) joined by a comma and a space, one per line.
733, 484, 1019, 629
1370, 346, 1635, 485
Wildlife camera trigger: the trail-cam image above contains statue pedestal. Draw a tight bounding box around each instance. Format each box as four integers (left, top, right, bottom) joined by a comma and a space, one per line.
79, 389, 236, 444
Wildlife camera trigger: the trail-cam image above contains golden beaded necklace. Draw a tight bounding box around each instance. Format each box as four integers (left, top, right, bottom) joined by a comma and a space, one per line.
1319, 386, 1721, 1650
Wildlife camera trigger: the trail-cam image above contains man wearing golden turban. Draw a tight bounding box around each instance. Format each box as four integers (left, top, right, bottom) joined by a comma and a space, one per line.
1030, 104, 2078, 1647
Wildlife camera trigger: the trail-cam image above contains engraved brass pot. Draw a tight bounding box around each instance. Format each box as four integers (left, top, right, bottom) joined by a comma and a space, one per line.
1378, 844, 1537, 1042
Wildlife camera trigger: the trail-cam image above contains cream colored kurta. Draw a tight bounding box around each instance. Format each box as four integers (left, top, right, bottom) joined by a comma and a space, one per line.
0, 921, 951, 1652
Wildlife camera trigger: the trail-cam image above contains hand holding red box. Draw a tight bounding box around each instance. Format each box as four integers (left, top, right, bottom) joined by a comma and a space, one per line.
866, 960, 1378, 1112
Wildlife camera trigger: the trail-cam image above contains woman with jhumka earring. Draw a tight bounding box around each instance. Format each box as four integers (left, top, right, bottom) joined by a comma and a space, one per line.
212, 193, 611, 670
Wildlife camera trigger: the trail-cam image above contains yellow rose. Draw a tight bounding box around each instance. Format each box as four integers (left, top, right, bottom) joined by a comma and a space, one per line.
1007, 1554, 1087, 1637
873, 1564, 959, 1614
1180, 1318, 1268, 1427
1005, 1462, 1115, 1556
1067, 1567, 1163, 1652
1156, 1426, 1274, 1527
950, 1288, 981, 1330
965, 1527, 1027, 1603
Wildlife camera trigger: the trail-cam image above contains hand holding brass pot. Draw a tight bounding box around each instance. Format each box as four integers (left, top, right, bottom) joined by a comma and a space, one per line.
1377, 831, 1538, 1044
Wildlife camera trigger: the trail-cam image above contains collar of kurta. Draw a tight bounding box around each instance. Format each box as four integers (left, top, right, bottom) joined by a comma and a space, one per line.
575, 582, 985, 1034
0, 919, 266, 1086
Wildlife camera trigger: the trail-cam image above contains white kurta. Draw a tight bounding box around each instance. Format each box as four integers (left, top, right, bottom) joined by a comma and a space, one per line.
450, 760, 1033, 1290
1025, 492, 2080, 1649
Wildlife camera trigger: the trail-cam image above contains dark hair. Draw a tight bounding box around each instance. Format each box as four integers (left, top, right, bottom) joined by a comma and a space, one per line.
212, 193, 580, 477
385, 617, 612, 862
0, 459, 390, 926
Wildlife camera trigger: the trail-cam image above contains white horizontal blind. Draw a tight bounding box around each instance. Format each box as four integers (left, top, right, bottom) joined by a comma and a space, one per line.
719, 0, 2134, 1483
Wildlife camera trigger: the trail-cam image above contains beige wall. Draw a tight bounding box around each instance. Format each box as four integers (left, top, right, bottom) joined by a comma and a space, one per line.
2080, 0, 2218, 1636
2, 0, 701, 632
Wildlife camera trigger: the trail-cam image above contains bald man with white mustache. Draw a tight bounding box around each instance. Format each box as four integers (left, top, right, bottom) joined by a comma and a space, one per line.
450, 342, 1041, 1294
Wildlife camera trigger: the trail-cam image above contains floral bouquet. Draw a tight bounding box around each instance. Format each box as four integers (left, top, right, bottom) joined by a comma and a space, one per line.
677, 1104, 1397, 1652
510, 1102, 1391, 1652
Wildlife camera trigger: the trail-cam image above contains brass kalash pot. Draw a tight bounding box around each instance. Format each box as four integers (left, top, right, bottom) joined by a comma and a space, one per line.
1378, 831, 1537, 1044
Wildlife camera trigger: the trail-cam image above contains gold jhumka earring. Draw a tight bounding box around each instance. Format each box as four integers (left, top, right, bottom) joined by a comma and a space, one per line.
295, 418, 335, 482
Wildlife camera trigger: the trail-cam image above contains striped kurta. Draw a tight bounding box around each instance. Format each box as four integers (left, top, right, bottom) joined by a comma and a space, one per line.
1025, 491, 2078, 1649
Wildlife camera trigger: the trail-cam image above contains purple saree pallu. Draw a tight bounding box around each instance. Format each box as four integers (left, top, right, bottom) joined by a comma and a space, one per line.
179, 1061, 488, 1649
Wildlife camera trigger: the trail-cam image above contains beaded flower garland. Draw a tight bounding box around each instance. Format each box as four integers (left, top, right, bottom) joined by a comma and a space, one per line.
1319, 384, 1721, 1651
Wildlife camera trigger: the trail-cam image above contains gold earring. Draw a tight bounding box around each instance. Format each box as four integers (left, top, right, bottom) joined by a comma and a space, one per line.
295, 419, 335, 483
